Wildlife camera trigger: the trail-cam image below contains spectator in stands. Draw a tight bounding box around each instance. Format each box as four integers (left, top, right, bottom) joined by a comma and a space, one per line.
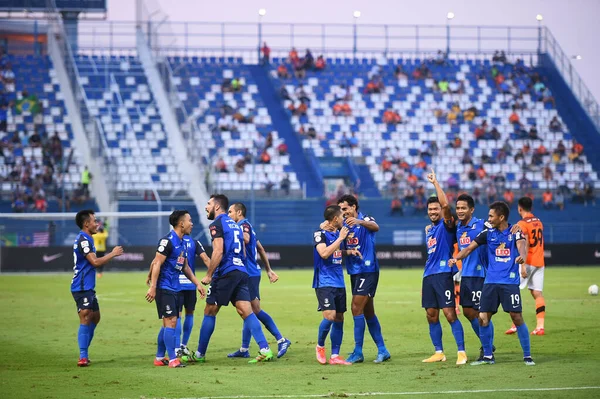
463, 107, 475, 122
503, 188, 515, 206
368, 64, 382, 80
72, 184, 87, 204
280, 174, 291, 196
315, 55, 326, 71
541, 87, 556, 108
381, 158, 392, 172
572, 140, 584, 155
260, 150, 271, 164
288, 47, 299, 63
289, 100, 308, 116
304, 49, 315, 69
364, 78, 384, 94
436, 78, 449, 93
12, 194, 26, 212
509, 107, 521, 125
234, 157, 245, 174
263, 173, 275, 196
433, 50, 448, 65
543, 164, 553, 181
0, 100, 7, 133
528, 125, 539, 140
231, 78, 242, 92
261, 42, 271, 64
391, 196, 403, 216
333, 84, 352, 102
295, 84, 311, 103
307, 126, 318, 139
447, 174, 459, 191
490, 127, 501, 140
486, 184, 497, 204
568, 147, 584, 165
280, 86, 292, 101
433, 107, 446, 119
215, 157, 228, 173
383, 109, 402, 124
555, 191, 565, 211
34, 192, 47, 213
293, 57, 306, 79
221, 78, 233, 92
332, 102, 352, 117
584, 183, 596, 206
277, 142, 288, 155
451, 135, 462, 149
481, 150, 494, 164
1, 63, 15, 91
476, 165, 486, 180
448, 80, 463, 94
265, 132, 274, 149
348, 133, 359, 148
549, 116, 562, 132
461, 149, 473, 165
277, 64, 290, 79
394, 65, 408, 80
28, 129, 42, 147
519, 174, 532, 193
542, 190, 553, 209
81, 166, 92, 197
474, 120, 488, 140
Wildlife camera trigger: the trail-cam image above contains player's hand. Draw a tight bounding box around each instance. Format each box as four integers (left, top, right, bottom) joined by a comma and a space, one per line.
201, 275, 212, 285
510, 224, 522, 234
145, 275, 151, 286
426, 168, 437, 184
320, 221, 336, 232
448, 258, 458, 266
197, 284, 206, 299
111, 246, 124, 257
349, 249, 362, 259
267, 270, 279, 283
345, 217, 360, 227
145, 286, 156, 303
425, 224, 432, 234
339, 226, 350, 240
519, 263, 527, 278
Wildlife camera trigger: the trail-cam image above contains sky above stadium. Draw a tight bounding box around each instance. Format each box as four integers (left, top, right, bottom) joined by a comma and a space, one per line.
106, 0, 600, 105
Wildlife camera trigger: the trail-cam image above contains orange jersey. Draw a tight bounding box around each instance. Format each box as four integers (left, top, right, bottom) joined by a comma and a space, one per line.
517, 213, 545, 267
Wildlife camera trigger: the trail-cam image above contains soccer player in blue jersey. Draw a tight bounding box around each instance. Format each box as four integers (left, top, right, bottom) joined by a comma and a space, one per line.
334, 195, 390, 364
313, 205, 360, 365
195, 194, 274, 363
145, 210, 206, 368
450, 201, 535, 366
226, 203, 292, 359
421, 170, 467, 365
177, 236, 211, 361
71, 210, 123, 367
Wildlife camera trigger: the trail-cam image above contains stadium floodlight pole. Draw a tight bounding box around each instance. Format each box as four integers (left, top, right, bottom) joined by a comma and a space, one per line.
353, 11, 361, 60
446, 12, 455, 55
536, 14, 543, 57
258, 8, 266, 63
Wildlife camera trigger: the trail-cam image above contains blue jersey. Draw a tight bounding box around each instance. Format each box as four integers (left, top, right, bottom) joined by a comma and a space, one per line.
239, 218, 261, 277
71, 231, 97, 292
474, 225, 525, 285
179, 236, 206, 290
424, 220, 458, 277
342, 213, 379, 275
156, 232, 187, 291
457, 217, 487, 278
312, 229, 345, 289
209, 213, 246, 278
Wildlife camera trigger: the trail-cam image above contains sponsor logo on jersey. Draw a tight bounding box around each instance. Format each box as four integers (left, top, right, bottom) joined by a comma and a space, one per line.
427, 237, 437, 248
495, 242, 510, 257
459, 232, 471, 246
346, 233, 359, 246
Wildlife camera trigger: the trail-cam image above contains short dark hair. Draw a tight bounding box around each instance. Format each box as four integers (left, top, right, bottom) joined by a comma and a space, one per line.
210, 194, 229, 211
169, 210, 189, 227
75, 209, 95, 229
456, 194, 475, 209
518, 196, 533, 212
324, 205, 342, 221
489, 201, 510, 220
427, 196, 440, 206
232, 202, 247, 217
337, 194, 359, 211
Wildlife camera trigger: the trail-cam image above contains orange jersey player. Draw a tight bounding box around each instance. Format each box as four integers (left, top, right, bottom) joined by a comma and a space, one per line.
505, 197, 546, 336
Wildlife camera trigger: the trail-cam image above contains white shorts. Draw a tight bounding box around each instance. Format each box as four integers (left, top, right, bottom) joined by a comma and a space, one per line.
519, 265, 544, 291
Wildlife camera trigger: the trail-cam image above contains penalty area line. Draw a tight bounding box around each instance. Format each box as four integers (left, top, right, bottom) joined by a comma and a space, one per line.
139, 385, 600, 399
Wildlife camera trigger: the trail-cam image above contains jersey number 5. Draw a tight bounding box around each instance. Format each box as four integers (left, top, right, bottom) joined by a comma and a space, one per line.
233, 230, 242, 254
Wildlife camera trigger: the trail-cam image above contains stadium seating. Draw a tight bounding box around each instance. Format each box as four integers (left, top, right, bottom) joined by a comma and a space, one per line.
269, 56, 598, 194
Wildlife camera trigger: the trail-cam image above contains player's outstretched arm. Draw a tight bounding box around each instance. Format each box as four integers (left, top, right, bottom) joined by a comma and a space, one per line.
427, 168, 452, 222
145, 253, 166, 303
347, 216, 379, 232
449, 241, 479, 266
86, 246, 123, 268
319, 220, 337, 232
316, 226, 349, 260
200, 252, 211, 268
202, 237, 223, 285
257, 240, 278, 283
516, 234, 528, 277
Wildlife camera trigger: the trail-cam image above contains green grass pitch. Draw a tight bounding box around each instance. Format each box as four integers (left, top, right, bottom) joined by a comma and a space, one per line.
1, 267, 600, 399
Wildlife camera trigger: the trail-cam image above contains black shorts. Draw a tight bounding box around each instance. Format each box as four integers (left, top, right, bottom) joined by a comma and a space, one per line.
248, 276, 261, 301
421, 273, 455, 309
155, 289, 179, 319
72, 289, 99, 313
350, 272, 379, 297
206, 270, 251, 307
178, 289, 197, 312
315, 287, 347, 313
480, 283, 522, 314
460, 276, 485, 310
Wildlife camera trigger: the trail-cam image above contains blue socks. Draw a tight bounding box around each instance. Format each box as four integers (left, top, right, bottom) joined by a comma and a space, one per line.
257, 310, 283, 341
244, 313, 268, 350
429, 321, 443, 351
469, 317, 480, 338
353, 315, 365, 352
88, 322, 97, 348
516, 323, 531, 357
157, 327, 166, 358
331, 321, 344, 356
480, 323, 493, 357
197, 315, 216, 355
77, 324, 90, 359
318, 319, 333, 346
175, 318, 182, 349
241, 322, 252, 349
366, 315, 386, 351
450, 319, 465, 351
164, 327, 177, 360
182, 314, 194, 346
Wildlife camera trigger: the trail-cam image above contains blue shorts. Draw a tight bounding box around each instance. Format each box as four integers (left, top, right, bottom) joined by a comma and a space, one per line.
248, 276, 261, 301
178, 289, 197, 312
156, 289, 179, 319
72, 290, 99, 313
460, 277, 485, 310
421, 273, 455, 309
350, 272, 379, 297
480, 283, 522, 314
315, 287, 347, 313
206, 270, 251, 307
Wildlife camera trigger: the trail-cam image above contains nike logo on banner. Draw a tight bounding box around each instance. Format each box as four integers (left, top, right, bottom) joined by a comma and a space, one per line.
43, 253, 64, 263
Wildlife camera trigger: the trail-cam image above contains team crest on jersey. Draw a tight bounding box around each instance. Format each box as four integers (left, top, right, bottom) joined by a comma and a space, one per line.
495, 242, 510, 256
346, 233, 359, 246
459, 232, 471, 246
